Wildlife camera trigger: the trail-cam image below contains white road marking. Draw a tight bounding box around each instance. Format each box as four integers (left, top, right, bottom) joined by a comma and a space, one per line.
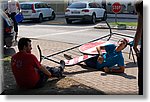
31, 29, 90, 38
20, 24, 95, 29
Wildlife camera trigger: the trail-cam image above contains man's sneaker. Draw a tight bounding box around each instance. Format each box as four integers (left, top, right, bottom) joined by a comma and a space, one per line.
59, 60, 65, 72
51, 67, 63, 78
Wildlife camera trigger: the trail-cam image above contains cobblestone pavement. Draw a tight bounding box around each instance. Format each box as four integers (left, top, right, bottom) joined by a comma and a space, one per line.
3, 38, 138, 95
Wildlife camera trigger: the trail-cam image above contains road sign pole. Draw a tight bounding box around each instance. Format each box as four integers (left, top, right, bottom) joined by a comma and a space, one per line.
115, 13, 119, 24
115, 13, 117, 23
112, 2, 122, 24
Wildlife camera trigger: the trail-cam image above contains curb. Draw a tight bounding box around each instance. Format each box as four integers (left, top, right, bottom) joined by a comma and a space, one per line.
107, 14, 138, 19
94, 24, 137, 31
56, 14, 138, 19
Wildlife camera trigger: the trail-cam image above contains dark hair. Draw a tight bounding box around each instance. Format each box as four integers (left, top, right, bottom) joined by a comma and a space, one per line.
135, 1, 143, 16
18, 38, 31, 51
118, 38, 128, 48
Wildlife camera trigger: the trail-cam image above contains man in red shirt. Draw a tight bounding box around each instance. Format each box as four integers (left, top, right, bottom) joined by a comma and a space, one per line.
11, 38, 65, 89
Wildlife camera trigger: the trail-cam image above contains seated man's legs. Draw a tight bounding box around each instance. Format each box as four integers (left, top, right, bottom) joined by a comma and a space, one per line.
48, 60, 65, 78
46, 66, 63, 78
34, 70, 49, 88
35, 60, 65, 88
84, 56, 98, 68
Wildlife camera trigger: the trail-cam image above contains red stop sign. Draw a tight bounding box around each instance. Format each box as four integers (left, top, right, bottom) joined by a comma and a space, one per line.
112, 2, 122, 13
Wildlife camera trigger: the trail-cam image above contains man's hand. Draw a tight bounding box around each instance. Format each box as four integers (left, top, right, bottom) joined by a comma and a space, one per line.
97, 55, 104, 64
103, 67, 109, 73
40, 65, 52, 78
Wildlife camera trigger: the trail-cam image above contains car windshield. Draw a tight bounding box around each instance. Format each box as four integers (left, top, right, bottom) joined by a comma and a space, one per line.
68, 3, 86, 9
21, 4, 32, 10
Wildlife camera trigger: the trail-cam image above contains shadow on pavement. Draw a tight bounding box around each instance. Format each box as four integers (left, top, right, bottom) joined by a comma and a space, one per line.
125, 62, 137, 68
101, 72, 136, 79
3, 77, 105, 95
64, 64, 97, 75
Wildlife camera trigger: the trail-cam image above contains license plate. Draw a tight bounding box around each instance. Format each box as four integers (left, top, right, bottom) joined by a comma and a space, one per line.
71, 11, 80, 14
22, 11, 28, 13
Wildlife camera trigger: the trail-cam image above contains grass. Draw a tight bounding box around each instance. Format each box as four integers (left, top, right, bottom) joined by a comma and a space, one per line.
110, 22, 137, 26
2, 56, 11, 62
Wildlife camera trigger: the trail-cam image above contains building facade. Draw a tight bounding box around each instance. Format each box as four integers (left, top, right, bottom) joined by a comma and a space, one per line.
1, 0, 136, 14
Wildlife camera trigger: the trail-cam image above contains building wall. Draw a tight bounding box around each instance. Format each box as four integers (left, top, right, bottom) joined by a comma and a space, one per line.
19, 0, 68, 14
106, 0, 136, 13
1, 0, 136, 14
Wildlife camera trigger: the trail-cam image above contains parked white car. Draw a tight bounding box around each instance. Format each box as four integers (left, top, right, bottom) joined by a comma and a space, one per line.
20, 2, 55, 22
65, 2, 107, 24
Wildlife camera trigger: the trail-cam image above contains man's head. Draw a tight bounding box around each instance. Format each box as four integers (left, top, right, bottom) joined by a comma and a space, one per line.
18, 38, 32, 53
117, 38, 128, 51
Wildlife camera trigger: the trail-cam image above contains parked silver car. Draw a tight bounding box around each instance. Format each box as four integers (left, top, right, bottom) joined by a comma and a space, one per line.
20, 2, 55, 22
65, 2, 107, 24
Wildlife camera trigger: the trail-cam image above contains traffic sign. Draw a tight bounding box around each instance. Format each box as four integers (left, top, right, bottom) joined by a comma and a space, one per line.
112, 2, 122, 13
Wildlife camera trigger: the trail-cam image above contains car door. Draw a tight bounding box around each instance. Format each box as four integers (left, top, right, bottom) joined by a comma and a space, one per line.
97, 3, 105, 18
45, 3, 52, 17
39, 3, 47, 18
89, 3, 100, 18
94, 3, 103, 18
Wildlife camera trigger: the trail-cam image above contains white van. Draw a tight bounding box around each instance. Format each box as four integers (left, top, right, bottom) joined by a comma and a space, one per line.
20, 2, 55, 22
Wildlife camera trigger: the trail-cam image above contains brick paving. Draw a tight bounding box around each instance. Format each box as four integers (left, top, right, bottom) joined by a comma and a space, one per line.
5, 37, 138, 95
29, 38, 138, 95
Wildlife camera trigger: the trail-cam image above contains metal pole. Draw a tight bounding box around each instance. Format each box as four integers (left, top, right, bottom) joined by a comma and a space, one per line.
115, 13, 117, 23
43, 34, 112, 58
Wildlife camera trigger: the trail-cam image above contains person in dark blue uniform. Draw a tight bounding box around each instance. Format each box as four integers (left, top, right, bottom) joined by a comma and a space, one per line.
64, 39, 128, 73
85, 39, 128, 73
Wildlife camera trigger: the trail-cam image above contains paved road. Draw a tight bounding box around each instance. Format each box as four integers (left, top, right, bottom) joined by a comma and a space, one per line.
19, 19, 136, 45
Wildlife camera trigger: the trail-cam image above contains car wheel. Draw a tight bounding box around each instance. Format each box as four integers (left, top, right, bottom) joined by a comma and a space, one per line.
102, 12, 107, 21
38, 14, 43, 23
51, 12, 56, 20
91, 14, 96, 24
66, 18, 72, 24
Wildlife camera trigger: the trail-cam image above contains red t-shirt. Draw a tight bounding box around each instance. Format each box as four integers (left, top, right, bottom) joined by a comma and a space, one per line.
11, 51, 41, 88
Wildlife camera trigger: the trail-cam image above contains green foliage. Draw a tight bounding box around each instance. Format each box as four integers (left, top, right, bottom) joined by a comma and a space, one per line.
110, 22, 137, 26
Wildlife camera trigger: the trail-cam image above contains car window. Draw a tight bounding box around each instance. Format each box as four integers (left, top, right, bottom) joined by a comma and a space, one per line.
37, 3, 47, 8
43, 3, 48, 8
39, 3, 45, 8
21, 4, 32, 10
89, 3, 101, 8
35, 3, 40, 8
68, 3, 86, 9
47, 4, 51, 8
96, 3, 101, 8
89, 3, 97, 8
